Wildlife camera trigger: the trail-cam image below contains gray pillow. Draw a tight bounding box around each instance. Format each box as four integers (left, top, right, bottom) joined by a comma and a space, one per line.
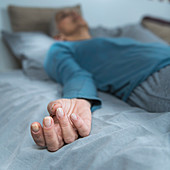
119, 23, 167, 44
90, 24, 167, 44
2, 31, 55, 80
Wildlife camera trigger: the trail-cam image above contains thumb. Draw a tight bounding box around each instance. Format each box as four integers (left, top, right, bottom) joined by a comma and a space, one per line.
47, 100, 63, 116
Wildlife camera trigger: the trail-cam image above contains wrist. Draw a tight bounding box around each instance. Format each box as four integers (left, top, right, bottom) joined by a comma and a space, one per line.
75, 98, 92, 108
85, 99, 92, 107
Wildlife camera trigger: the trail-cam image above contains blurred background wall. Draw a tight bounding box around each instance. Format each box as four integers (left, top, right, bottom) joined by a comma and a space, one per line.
0, 0, 170, 72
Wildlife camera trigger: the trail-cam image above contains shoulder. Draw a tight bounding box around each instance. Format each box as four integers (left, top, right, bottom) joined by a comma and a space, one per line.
48, 41, 73, 55
50, 41, 71, 50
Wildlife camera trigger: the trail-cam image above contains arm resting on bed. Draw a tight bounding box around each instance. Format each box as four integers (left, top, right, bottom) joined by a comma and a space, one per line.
44, 43, 102, 112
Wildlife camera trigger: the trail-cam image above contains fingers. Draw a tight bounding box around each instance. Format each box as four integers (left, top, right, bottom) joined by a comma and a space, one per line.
43, 116, 64, 152
31, 122, 45, 147
56, 108, 78, 144
31, 117, 64, 152
71, 113, 91, 137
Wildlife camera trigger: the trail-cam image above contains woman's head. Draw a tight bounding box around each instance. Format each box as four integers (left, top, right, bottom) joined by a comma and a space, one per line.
54, 10, 90, 41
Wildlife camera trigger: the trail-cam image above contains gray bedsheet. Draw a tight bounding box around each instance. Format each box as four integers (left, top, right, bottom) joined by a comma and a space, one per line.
0, 70, 170, 170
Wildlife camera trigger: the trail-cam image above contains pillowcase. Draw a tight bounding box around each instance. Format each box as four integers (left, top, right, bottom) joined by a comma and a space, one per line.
2, 31, 55, 80
8, 5, 81, 35
141, 16, 170, 44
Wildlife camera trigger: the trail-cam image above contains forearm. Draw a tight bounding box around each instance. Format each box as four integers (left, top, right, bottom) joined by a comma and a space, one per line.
44, 43, 102, 112
62, 74, 102, 112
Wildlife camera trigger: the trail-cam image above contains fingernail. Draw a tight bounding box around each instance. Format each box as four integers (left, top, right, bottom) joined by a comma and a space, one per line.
44, 116, 52, 127
71, 113, 77, 120
51, 103, 56, 111
32, 123, 39, 132
57, 108, 64, 118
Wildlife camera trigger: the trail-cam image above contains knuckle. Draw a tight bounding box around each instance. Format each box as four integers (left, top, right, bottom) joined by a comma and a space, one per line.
74, 133, 78, 140
77, 122, 84, 129
34, 133, 42, 139
36, 141, 45, 147
33, 136, 45, 147
59, 141, 65, 148
44, 132, 53, 139
46, 140, 59, 152
32, 133, 45, 146
61, 121, 69, 128
82, 129, 90, 137
64, 137, 75, 144
34, 137, 42, 143
33, 137, 45, 146
83, 131, 90, 137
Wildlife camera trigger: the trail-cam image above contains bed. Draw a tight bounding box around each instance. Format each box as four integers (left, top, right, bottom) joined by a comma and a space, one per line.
0, 5, 170, 170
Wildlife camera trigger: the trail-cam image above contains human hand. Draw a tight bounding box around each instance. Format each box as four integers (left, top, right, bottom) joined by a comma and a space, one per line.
30, 98, 92, 152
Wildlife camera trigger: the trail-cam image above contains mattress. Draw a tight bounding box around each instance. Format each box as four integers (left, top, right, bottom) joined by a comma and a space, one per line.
0, 70, 170, 170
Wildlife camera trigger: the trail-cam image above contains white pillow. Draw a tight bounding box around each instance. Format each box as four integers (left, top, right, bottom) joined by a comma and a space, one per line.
2, 31, 55, 80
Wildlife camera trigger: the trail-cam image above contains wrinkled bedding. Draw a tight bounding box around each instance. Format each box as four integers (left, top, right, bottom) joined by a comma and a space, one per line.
0, 70, 170, 170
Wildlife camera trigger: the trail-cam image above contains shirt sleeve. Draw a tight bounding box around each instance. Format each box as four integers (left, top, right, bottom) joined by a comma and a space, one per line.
44, 43, 102, 112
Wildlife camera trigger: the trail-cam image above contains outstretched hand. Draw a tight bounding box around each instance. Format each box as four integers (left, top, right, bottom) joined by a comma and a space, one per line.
30, 98, 92, 152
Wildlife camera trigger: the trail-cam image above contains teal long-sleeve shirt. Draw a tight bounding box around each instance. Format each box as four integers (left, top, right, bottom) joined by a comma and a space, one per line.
44, 37, 170, 112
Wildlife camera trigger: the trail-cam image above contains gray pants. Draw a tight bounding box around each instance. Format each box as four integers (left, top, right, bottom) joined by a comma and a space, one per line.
127, 65, 170, 112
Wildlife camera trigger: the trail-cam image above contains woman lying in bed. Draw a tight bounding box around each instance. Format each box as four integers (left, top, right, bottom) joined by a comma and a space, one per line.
31, 9, 170, 152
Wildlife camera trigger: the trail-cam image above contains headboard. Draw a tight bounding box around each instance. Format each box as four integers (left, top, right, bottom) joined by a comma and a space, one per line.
8, 5, 81, 35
